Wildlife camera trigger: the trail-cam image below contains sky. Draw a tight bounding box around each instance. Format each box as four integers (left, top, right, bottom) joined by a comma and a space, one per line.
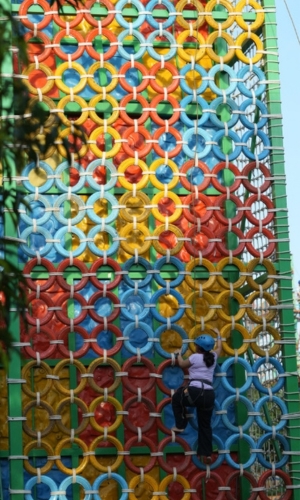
275, 0, 300, 290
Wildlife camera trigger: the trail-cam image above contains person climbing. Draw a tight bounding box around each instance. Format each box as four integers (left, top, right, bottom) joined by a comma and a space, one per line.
171, 330, 222, 465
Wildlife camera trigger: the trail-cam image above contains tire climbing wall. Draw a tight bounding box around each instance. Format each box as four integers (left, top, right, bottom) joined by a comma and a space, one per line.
1, 0, 300, 499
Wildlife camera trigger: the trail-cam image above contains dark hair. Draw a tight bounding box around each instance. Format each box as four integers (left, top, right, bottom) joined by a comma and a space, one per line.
198, 346, 215, 367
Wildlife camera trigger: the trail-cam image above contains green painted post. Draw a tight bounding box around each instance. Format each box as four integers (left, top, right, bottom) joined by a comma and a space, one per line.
0, 1, 24, 498
263, 0, 300, 496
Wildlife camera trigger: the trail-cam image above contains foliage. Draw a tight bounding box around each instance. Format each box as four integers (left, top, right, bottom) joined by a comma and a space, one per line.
0, 0, 81, 363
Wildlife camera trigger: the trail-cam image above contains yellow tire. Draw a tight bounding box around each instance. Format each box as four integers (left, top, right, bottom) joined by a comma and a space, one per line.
246, 291, 277, 324
119, 191, 151, 223
57, 95, 89, 126
205, 0, 235, 30
220, 323, 250, 356
235, 32, 263, 64
188, 324, 219, 353
89, 435, 124, 472
236, 0, 264, 32
176, 0, 205, 30
149, 158, 179, 190
88, 61, 118, 93
89, 396, 123, 433
177, 30, 206, 62
206, 31, 235, 63
159, 475, 191, 500
152, 224, 184, 256
216, 290, 246, 322
250, 325, 281, 357
55, 437, 89, 474
129, 474, 160, 500
53, 359, 87, 395
118, 158, 149, 190
24, 440, 54, 474
185, 258, 216, 290
120, 223, 152, 256
22, 400, 54, 438
186, 291, 215, 322
56, 127, 89, 159
55, 397, 89, 435
89, 126, 121, 159
89, 94, 119, 125
27, 96, 57, 128
55, 61, 87, 94
88, 357, 121, 393
247, 258, 276, 291
151, 191, 182, 224
216, 257, 247, 289
22, 360, 53, 398
22, 63, 54, 95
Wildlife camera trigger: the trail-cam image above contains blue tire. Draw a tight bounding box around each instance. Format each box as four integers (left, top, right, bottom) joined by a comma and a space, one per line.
225, 433, 257, 469
118, 30, 147, 60
20, 226, 53, 257
257, 432, 289, 469
25, 476, 58, 500
19, 194, 52, 226
208, 64, 238, 96
252, 357, 285, 394
254, 395, 288, 432
124, 321, 154, 355
86, 192, 119, 224
180, 95, 210, 127
55, 161, 86, 193
87, 225, 119, 257
116, 0, 146, 28
192, 433, 224, 470
183, 127, 212, 159
242, 129, 270, 160
154, 256, 185, 288
53, 193, 86, 225
212, 129, 242, 161
22, 161, 54, 193
146, 0, 175, 29
54, 226, 87, 258
237, 65, 266, 98
154, 323, 188, 358
220, 357, 253, 394
180, 63, 208, 95
123, 256, 153, 288
58, 476, 92, 500
120, 289, 151, 321
147, 30, 177, 61
86, 159, 117, 191
151, 288, 185, 323
93, 473, 128, 500
221, 395, 255, 432
209, 97, 239, 129
239, 98, 268, 129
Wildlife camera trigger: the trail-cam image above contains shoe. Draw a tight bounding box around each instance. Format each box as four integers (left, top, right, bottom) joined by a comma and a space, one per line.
202, 456, 212, 465
171, 427, 185, 433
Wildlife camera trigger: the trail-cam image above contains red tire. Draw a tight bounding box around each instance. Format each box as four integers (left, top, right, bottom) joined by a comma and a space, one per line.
245, 227, 276, 258
90, 324, 123, 356
23, 258, 56, 292
257, 470, 292, 500
242, 162, 271, 194
184, 226, 216, 258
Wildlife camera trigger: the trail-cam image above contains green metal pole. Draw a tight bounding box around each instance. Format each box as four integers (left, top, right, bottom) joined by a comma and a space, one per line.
0, 1, 24, 498
263, 1, 300, 497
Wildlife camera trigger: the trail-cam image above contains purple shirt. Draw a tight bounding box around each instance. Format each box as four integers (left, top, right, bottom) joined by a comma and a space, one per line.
188, 352, 217, 389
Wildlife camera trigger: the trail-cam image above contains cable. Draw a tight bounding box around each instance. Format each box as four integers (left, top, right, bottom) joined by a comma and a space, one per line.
282, 0, 300, 46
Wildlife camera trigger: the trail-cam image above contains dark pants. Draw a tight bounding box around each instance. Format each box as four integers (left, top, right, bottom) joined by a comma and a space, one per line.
172, 386, 215, 457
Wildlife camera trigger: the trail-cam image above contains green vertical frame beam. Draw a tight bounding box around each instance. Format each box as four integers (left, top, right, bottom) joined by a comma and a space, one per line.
263, 0, 300, 496
0, 0, 24, 498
